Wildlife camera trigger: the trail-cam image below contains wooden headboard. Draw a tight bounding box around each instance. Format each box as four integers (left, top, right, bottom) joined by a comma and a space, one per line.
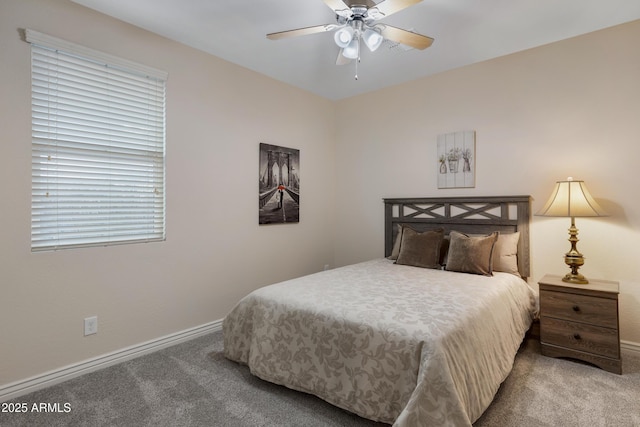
384, 196, 531, 278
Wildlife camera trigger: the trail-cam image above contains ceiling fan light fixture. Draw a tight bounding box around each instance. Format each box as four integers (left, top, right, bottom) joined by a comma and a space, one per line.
334, 26, 355, 48
342, 37, 360, 59
363, 28, 384, 52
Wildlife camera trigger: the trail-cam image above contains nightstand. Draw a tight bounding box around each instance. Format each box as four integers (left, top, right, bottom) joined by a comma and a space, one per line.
538, 274, 621, 374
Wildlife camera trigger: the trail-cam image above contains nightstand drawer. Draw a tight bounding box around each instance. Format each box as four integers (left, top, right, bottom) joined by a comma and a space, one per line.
540, 317, 619, 359
539, 290, 618, 328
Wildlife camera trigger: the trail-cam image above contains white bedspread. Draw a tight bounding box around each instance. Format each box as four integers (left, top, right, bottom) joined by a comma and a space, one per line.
223, 258, 537, 426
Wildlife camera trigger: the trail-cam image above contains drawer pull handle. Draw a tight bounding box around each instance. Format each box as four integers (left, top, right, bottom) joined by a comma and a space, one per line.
572, 305, 580, 312
573, 333, 581, 340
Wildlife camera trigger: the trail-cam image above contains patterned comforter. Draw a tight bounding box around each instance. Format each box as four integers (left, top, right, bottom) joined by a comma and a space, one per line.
223, 259, 537, 426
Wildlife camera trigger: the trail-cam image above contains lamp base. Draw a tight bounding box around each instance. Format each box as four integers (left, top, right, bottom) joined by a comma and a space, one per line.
562, 218, 589, 285
562, 272, 589, 285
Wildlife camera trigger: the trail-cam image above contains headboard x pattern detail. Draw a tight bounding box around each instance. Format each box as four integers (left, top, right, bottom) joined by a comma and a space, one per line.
383, 196, 531, 279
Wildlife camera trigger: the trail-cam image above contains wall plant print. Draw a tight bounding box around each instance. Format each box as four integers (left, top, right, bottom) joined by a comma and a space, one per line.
259, 143, 300, 224
437, 131, 476, 189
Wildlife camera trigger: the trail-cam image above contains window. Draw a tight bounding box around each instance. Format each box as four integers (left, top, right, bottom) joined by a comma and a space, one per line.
27, 30, 167, 251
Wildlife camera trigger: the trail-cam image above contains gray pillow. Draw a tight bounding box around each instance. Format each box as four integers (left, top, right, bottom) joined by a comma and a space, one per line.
445, 231, 498, 276
395, 228, 444, 269
388, 224, 405, 260
493, 232, 520, 276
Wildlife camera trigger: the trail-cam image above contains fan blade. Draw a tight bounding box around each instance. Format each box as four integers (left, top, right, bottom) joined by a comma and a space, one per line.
267, 24, 334, 40
381, 25, 434, 50
323, 0, 352, 17
368, 0, 422, 20
336, 49, 351, 65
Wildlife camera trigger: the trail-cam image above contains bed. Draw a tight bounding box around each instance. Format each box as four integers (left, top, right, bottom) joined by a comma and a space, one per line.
223, 196, 537, 426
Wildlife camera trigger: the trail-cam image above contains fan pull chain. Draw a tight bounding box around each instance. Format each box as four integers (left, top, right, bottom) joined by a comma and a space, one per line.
354, 56, 359, 80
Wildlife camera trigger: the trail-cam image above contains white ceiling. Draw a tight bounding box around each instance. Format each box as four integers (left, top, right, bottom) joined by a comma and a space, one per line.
71, 0, 640, 100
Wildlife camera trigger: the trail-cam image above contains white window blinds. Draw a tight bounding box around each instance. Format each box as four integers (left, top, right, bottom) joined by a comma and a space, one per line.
27, 30, 167, 251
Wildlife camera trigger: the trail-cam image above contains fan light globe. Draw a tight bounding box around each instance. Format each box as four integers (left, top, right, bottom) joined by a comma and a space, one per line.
343, 38, 360, 59
334, 27, 354, 48
363, 28, 383, 52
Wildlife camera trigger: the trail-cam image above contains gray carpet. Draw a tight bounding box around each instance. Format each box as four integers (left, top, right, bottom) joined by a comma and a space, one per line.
475, 338, 640, 427
1, 331, 639, 426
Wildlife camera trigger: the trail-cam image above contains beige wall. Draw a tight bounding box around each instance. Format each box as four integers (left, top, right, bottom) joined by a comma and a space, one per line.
0, 0, 336, 386
333, 20, 640, 345
1, 0, 639, 391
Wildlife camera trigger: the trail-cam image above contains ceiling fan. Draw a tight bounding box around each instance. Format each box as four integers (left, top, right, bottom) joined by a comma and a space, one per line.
267, 0, 434, 68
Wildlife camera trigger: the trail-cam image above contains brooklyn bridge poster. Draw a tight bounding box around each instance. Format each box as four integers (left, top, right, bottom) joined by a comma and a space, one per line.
258, 143, 300, 224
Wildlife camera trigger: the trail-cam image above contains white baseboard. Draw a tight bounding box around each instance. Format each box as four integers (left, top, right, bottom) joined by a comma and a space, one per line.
621, 340, 640, 355
0, 319, 223, 403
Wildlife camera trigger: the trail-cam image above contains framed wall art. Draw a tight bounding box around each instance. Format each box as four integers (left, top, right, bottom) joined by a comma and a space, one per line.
437, 130, 476, 189
258, 143, 300, 224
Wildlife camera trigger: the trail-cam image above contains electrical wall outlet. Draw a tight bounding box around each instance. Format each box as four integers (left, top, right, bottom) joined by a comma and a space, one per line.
323, 264, 330, 271
84, 316, 98, 336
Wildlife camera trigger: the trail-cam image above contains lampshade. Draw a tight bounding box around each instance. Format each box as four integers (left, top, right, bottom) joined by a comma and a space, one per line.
362, 28, 383, 52
334, 26, 355, 48
342, 37, 360, 59
536, 178, 608, 218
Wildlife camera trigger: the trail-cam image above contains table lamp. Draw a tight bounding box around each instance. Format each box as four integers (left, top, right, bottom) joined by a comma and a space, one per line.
536, 177, 608, 284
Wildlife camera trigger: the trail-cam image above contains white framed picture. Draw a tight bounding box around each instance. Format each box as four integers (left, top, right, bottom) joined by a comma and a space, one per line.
437, 131, 476, 189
